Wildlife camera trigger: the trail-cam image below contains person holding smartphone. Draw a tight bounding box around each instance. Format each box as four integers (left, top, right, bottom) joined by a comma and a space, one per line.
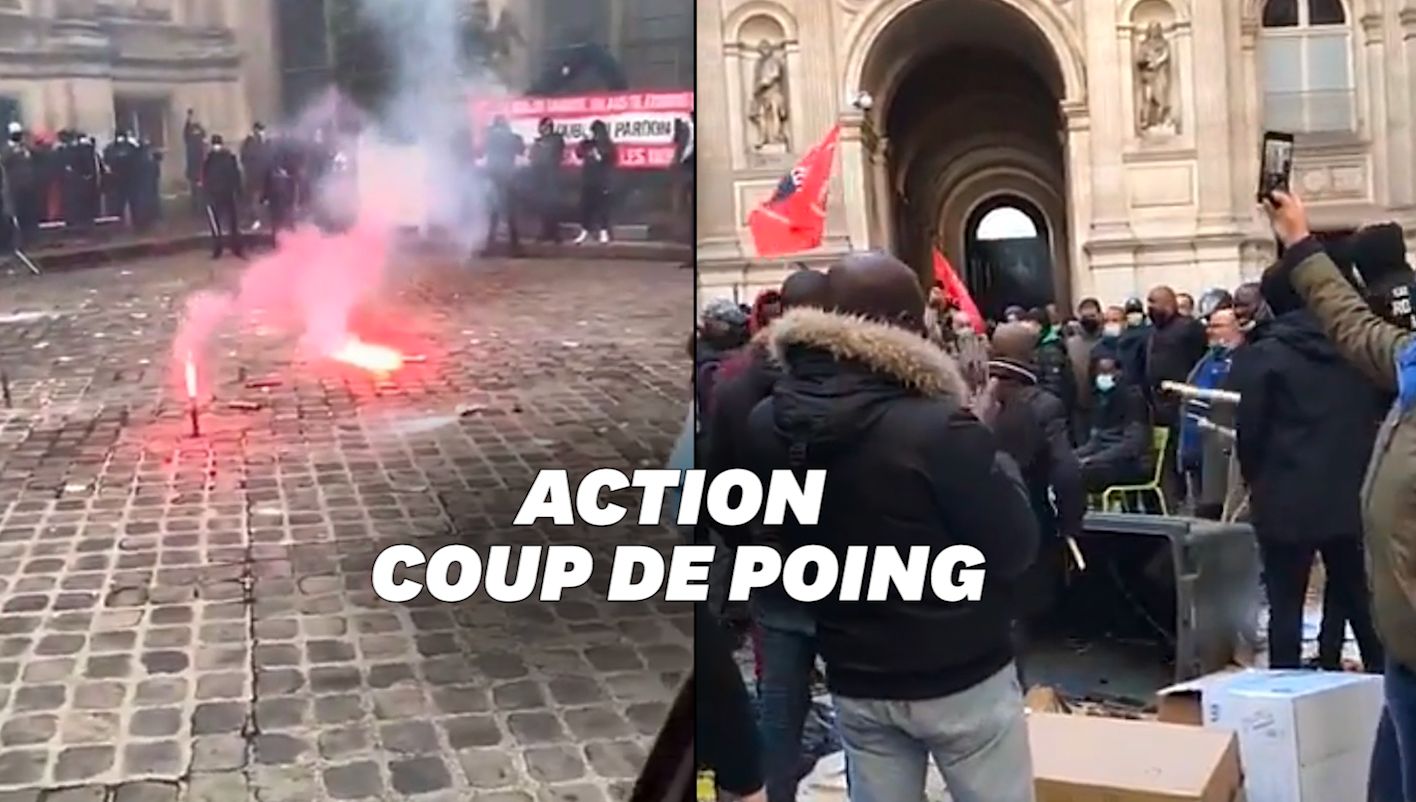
1262, 190, 1416, 802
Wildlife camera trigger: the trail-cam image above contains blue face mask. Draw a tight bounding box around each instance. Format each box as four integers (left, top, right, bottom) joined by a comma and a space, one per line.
1095, 374, 1116, 393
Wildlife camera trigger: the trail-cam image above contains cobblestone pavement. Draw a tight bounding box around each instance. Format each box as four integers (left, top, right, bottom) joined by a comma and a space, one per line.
0, 253, 693, 801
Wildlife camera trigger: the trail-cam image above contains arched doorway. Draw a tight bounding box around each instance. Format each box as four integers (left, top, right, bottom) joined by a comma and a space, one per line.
965, 196, 1053, 318
850, 0, 1083, 311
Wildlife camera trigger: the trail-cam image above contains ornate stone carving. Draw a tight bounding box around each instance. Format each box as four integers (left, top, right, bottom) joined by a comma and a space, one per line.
748, 39, 790, 150
1135, 21, 1176, 136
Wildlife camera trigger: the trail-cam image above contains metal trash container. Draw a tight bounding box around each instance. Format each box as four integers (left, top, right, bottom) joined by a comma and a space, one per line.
1079, 512, 1259, 683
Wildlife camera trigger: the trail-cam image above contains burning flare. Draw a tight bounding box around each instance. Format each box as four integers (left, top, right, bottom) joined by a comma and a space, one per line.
331, 337, 405, 373
184, 353, 198, 399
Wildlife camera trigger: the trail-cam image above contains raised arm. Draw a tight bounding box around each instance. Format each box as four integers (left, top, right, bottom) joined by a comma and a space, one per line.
1265, 191, 1413, 392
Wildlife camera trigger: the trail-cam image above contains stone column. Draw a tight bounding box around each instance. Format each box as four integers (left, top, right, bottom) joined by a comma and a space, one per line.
694, 0, 741, 264
839, 111, 871, 250
1362, 13, 1393, 207
1401, 7, 1416, 209
1082, 0, 1129, 236
1062, 100, 1094, 302
871, 135, 893, 252
795, 0, 849, 242
1236, 18, 1268, 238
1189, 8, 1234, 230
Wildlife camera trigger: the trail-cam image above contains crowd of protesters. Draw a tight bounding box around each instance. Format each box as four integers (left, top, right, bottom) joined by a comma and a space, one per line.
687, 192, 1416, 802
0, 109, 345, 259
474, 113, 693, 256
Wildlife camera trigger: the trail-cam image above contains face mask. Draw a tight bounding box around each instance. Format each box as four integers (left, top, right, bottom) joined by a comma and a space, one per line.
1080, 317, 1100, 334
1103, 323, 1123, 338
1148, 308, 1170, 324
1095, 374, 1116, 393
1126, 312, 1144, 327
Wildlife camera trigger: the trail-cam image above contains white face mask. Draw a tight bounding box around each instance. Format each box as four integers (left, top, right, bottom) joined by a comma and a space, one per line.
1125, 312, 1144, 327
1103, 323, 1123, 338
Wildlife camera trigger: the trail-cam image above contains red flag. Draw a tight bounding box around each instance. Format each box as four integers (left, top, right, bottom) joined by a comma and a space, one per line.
932, 249, 985, 334
747, 125, 840, 258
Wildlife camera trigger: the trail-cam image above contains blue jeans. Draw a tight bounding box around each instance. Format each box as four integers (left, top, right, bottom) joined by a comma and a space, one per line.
835, 663, 1035, 802
754, 593, 817, 802
1370, 659, 1416, 802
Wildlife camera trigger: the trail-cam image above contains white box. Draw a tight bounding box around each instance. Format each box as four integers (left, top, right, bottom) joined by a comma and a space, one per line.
1159, 670, 1384, 802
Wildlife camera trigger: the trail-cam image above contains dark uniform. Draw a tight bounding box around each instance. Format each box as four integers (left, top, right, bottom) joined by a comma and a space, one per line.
201, 138, 244, 258
183, 115, 207, 211
102, 135, 140, 225
483, 120, 525, 255
263, 144, 296, 237
134, 140, 162, 230
575, 124, 616, 242
2, 132, 38, 247
240, 126, 270, 223
529, 120, 565, 243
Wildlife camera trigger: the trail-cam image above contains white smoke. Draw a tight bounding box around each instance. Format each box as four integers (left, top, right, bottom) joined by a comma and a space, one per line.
345, 0, 500, 251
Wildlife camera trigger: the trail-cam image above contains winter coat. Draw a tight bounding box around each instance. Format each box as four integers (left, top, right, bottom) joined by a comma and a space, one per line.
1229, 310, 1386, 544
1284, 238, 1416, 673
1178, 348, 1235, 470
744, 308, 1039, 700
989, 358, 1085, 542
1077, 381, 1152, 478
1035, 326, 1077, 420
200, 149, 241, 197
1144, 315, 1209, 426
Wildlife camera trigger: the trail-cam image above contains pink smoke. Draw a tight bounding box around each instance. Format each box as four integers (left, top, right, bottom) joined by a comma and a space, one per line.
169, 222, 393, 398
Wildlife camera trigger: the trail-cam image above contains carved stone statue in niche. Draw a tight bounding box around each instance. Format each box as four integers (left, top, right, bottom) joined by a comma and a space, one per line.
748, 39, 790, 151
1135, 21, 1176, 135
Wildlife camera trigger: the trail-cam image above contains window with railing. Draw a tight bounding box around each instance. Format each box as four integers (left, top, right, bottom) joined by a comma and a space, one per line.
1260, 0, 1356, 134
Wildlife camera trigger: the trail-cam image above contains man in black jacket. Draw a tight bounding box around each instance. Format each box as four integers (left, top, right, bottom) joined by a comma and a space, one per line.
989, 323, 1085, 682
1143, 285, 1208, 506
529, 117, 565, 243
1077, 355, 1153, 494
1229, 268, 1387, 671
703, 268, 828, 802
746, 252, 1038, 802
482, 116, 525, 257
201, 135, 244, 259
1024, 307, 1078, 432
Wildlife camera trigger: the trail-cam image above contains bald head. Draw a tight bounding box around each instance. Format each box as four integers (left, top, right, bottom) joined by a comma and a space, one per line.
1147, 285, 1178, 325
780, 268, 829, 310
991, 323, 1038, 363
826, 252, 926, 333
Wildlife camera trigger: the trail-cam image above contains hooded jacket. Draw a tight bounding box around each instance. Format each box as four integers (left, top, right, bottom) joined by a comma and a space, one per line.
1229, 309, 1387, 543
1276, 238, 1416, 673
744, 308, 1039, 700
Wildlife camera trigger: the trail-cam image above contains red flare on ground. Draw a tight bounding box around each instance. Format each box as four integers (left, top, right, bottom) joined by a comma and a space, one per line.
330, 337, 405, 373
184, 353, 198, 399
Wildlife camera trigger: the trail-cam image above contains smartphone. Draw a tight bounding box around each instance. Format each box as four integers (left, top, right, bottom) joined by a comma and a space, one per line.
1258, 131, 1295, 202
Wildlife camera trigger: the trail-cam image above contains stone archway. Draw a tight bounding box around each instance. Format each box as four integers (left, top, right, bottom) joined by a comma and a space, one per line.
844, 0, 1087, 312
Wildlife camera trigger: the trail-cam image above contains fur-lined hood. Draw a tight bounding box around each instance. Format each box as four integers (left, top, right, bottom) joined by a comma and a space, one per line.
760, 307, 968, 401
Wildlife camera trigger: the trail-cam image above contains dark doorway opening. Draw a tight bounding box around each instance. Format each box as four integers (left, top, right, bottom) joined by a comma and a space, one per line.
964, 195, 1055, 319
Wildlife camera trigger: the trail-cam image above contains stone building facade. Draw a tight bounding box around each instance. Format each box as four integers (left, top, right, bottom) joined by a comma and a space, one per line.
0, 0, 279, 183
697, 0, 1415, 313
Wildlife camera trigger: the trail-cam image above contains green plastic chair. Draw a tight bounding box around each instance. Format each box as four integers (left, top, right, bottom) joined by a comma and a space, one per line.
1100, 427, 1170, 515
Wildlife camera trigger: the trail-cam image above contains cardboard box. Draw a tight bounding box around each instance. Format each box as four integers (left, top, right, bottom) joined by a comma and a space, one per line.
1029, 712, 1243, 801
1156, 670, 1384, 802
